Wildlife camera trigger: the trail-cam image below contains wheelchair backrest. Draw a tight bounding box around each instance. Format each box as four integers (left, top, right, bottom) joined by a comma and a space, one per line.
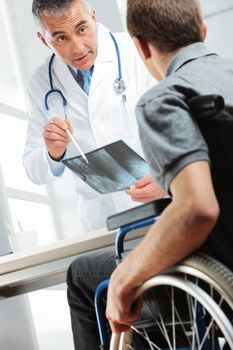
188, 94, 233, 270
188, 95, 233, 207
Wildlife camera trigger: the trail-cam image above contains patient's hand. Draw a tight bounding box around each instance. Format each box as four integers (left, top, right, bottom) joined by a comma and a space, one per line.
126, 175, 166, 203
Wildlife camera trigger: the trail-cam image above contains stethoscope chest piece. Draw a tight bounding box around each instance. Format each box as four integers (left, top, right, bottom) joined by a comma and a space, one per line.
114, 78, 126, 94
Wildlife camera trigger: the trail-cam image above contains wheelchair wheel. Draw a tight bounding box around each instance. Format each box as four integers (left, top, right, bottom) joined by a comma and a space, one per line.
110, 254, 233, 350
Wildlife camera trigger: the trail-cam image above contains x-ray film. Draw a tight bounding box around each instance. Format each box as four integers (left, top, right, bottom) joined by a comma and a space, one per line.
62, 140, 149, 194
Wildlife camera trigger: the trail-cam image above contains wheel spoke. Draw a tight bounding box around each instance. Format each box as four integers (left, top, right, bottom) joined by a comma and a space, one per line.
113, 260, 233, 350
171, 286, 176, 350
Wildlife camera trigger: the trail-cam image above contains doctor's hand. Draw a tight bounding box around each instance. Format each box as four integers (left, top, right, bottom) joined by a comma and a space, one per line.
126, 175, 166, 203
43, 118, 73, 161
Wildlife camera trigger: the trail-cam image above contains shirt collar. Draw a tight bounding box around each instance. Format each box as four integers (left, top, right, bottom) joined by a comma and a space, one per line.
68, 65, 94, 76
166, 42, 217, 77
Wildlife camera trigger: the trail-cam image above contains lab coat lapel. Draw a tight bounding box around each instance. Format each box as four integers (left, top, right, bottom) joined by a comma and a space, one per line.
90, 24, 115, 95
52, 56, 87, 99
52, 53, 89, 120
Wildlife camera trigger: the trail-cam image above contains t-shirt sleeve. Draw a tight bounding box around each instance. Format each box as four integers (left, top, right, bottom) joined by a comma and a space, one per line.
136, 84, 209, 192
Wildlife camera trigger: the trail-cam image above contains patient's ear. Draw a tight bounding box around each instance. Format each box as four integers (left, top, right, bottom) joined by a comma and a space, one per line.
201, 19, 208, 41
133, 37, 152, 60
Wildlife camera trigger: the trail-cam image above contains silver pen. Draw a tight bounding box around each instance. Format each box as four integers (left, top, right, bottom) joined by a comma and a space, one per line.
66, 129, 89, 164
49, 107, 89, 164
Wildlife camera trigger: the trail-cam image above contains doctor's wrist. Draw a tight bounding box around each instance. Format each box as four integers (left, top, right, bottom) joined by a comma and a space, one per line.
48, 150, 66, 162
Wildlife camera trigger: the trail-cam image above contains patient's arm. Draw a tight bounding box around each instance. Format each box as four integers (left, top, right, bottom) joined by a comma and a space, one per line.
106, 161, 219, 333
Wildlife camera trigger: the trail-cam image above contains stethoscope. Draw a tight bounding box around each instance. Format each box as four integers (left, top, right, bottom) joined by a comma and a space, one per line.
44, 32, 127, 115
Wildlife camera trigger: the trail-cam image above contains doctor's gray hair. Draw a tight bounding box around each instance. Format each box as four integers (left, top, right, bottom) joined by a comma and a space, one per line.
32, 0, 92, 19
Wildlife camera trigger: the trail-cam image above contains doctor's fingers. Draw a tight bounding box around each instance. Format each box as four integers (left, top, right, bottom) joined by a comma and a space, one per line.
44, 138, 70, 153
126, 186, 165, 202
126, 186, 151, 198
64, 120, 73, 134
49, 118, 73, 133
43, 130, 70, 146
44, 123, 70, 140
134, 175, 154, 189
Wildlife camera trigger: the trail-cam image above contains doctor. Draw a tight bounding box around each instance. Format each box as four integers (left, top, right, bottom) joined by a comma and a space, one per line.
24, 0, 164, 234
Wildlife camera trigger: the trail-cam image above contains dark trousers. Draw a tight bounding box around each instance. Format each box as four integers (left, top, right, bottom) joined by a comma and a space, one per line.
66, 250, 116, 349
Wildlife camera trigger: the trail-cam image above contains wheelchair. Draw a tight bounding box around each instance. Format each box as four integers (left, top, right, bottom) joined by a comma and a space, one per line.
95, 199, 233, 350
95, 94, 233, 350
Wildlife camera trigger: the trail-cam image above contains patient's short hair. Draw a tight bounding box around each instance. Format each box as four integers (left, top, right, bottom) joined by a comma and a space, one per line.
127, 0, 203, 53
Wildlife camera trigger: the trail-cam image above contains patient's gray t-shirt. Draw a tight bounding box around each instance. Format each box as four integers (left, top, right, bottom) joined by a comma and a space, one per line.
136, 42, 233, 271
136, 42, 233, 192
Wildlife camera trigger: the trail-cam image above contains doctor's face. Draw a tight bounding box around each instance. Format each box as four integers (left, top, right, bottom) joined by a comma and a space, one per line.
39, 0, 98, 70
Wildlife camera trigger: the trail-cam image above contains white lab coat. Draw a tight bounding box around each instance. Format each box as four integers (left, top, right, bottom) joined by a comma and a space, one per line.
23, 24, 156, 234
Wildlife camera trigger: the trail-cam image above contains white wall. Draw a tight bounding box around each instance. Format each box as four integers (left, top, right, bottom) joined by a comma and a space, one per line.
203, 0, 233, 58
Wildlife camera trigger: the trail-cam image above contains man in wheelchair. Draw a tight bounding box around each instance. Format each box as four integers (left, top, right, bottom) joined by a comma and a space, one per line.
67, 0, 233, 348
106, 0, 233, 333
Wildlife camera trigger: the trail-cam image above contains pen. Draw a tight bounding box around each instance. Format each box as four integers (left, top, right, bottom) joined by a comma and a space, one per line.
66, 129, 89, 164
48, 109, 88, 163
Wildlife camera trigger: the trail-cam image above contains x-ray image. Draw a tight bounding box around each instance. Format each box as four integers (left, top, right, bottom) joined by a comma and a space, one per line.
62, 140, 149, 194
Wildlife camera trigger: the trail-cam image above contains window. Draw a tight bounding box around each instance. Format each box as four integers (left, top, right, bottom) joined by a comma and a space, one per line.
0, 3, 25, 110
0, 108, 57, 245
0, 111, 46, 195
8, 199, 56, 245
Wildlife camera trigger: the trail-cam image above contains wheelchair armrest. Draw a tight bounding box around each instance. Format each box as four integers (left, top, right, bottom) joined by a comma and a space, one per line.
106, 197, 171, 231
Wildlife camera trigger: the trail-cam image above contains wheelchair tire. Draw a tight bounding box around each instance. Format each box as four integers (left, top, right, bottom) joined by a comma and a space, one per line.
171, 253, 233, 309
110, 253, 233, 350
